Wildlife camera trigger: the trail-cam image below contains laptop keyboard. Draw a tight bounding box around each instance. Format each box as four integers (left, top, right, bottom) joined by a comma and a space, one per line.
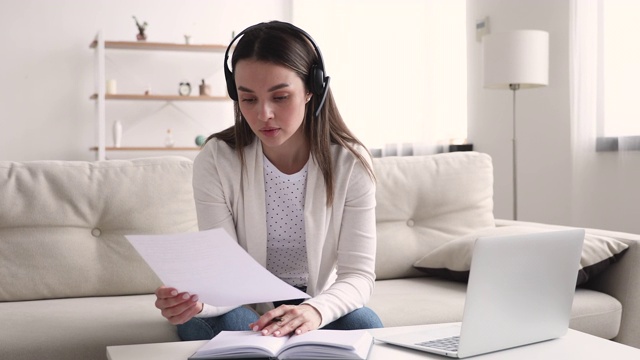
416, 336, 460, 352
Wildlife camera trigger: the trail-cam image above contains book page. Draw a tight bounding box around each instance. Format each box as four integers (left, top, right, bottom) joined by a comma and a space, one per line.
279, 329, 373, 359
191, 330, 373, 360
191, 331, 288, 359
126, 228, 309, 306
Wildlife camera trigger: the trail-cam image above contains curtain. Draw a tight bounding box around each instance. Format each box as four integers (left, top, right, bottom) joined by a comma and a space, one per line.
569, 0, 601, 226
569, 0, 640, 231
569, 0, 599, 154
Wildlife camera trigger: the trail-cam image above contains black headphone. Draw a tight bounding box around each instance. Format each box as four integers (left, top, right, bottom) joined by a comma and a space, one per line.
223, 21, 331, 117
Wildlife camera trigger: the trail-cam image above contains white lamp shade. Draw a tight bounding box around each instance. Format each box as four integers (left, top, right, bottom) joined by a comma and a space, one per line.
483, 30, 549, 89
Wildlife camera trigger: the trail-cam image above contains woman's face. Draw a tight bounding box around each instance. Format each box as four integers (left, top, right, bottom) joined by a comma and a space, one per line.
234, 59, 310, 153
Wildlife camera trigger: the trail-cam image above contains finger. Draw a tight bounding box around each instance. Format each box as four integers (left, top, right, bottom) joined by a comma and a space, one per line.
155, 290, 190, 310
155, 293, 198, 310
167, 300, 202, 325
254, 316, 283, 329
264, 306, 314, 337
253, 306, 291, 332
293, 322, 313, 335
271, 317, 304, 337
155, 286, 179, 299
270, 307, 315, 337
168, 302, 201, 325
161, 294, 199, 321
283, 305, 321, 336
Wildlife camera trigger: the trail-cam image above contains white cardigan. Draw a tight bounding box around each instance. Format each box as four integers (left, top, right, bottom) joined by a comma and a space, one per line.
192, 138, 377, 327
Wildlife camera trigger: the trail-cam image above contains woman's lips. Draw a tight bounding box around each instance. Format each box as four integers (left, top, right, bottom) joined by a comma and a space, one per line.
260, 127, 280, 137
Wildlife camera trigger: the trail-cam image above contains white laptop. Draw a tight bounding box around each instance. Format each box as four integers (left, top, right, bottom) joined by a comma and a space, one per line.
376, 228, 585, 358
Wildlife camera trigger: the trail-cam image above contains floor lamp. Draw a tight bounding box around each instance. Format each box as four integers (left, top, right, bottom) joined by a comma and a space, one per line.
483, 30, 549, 220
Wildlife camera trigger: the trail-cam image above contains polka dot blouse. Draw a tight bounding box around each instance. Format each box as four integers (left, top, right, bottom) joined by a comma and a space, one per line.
263, 155, 309, 287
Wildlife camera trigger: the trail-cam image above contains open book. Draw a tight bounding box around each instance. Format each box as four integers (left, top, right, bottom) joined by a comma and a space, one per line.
189, 329, 374, 360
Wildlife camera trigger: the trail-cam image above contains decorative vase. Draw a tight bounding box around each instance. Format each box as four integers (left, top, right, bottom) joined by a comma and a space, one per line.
106, 79, 117, 95
113, 120, 122, 148
164, 129, 175, 148
199, 79, 211, 96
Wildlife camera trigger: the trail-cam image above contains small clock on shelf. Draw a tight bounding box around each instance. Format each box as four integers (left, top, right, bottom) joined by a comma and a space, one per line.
178, 82, 192, 96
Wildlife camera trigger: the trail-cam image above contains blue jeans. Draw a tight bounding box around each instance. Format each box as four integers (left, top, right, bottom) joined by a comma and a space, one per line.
177, 306, 384, 341
177, 306, 259, 341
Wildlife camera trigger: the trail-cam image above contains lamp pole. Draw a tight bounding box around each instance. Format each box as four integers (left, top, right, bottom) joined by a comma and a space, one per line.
510, 83, 519, 221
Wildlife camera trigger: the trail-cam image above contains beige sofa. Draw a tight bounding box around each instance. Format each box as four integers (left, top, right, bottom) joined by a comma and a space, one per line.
1, 153, 638, 360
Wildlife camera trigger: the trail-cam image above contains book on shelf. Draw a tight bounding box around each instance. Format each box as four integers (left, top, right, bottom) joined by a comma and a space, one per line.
189, 329, 374, 360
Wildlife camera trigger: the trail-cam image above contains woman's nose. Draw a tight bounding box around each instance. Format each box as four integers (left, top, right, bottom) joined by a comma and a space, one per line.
257, 101, 274, 122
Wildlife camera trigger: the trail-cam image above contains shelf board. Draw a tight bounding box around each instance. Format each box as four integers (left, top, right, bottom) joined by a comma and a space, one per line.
90, 146, 201, 151
90, 40, 228, 52
90, 93, 228, 101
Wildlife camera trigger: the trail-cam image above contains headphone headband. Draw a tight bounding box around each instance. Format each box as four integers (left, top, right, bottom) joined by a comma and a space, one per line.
223, 21, 330, 117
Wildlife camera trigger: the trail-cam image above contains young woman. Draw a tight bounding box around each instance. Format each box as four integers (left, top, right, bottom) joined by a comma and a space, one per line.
154, 21, 383, 340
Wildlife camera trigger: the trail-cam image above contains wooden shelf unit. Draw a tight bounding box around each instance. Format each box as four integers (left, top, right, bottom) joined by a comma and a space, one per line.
90, 40, 228, 52
90, 94, 228, 101
90, 146, 201, 151
90, 31, 230, 160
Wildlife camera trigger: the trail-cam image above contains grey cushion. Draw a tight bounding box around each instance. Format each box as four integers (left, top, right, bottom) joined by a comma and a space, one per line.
412, 226, 629, 285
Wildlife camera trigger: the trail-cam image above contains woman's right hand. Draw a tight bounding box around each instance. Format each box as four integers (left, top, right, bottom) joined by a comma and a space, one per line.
154, 285, 203, 325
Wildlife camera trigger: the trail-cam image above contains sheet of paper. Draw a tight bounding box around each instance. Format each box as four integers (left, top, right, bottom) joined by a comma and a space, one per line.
126, 228, 310, 307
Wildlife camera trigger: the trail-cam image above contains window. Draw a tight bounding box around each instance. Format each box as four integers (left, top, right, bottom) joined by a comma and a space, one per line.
601, 0, 640, 138
292, 0, 467, 152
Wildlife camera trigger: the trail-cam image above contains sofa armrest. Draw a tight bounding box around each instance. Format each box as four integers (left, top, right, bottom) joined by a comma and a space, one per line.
496, 219, 640, 348
584, 228, 640, 348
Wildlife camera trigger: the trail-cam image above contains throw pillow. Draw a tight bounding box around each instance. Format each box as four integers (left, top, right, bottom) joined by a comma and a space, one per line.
413, 226, 629, 286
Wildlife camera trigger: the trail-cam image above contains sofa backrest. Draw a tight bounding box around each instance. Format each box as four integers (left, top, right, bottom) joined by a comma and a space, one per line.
0, 157, 198, 301
373, 152, 495, 279
0, 153, 495, 299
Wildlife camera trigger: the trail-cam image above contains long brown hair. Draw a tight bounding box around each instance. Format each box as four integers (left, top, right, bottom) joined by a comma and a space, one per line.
209, 21, 374, 205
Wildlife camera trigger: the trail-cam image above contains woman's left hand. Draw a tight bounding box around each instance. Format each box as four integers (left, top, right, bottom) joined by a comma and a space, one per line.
249, 304, 322, 337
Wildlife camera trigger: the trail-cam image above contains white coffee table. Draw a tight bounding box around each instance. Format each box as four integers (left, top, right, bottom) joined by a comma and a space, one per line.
107, 324, 640, 360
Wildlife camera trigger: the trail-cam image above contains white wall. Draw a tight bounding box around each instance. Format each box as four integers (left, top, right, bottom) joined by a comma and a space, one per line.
0, 0, 290, 161
467, 0, 640, 234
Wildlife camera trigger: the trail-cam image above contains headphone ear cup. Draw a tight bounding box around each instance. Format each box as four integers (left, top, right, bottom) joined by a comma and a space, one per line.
309, 65, 325, 95
227, 79, 238, 101
225, 67, 238, 101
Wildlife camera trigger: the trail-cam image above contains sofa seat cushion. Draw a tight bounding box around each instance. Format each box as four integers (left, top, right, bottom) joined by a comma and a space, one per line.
0, 295, 178, 360
367, 278, 622, 340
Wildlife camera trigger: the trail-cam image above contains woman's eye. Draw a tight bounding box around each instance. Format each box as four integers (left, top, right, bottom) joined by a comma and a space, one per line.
274, 95, 289, 101
241, 98, 256, 103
